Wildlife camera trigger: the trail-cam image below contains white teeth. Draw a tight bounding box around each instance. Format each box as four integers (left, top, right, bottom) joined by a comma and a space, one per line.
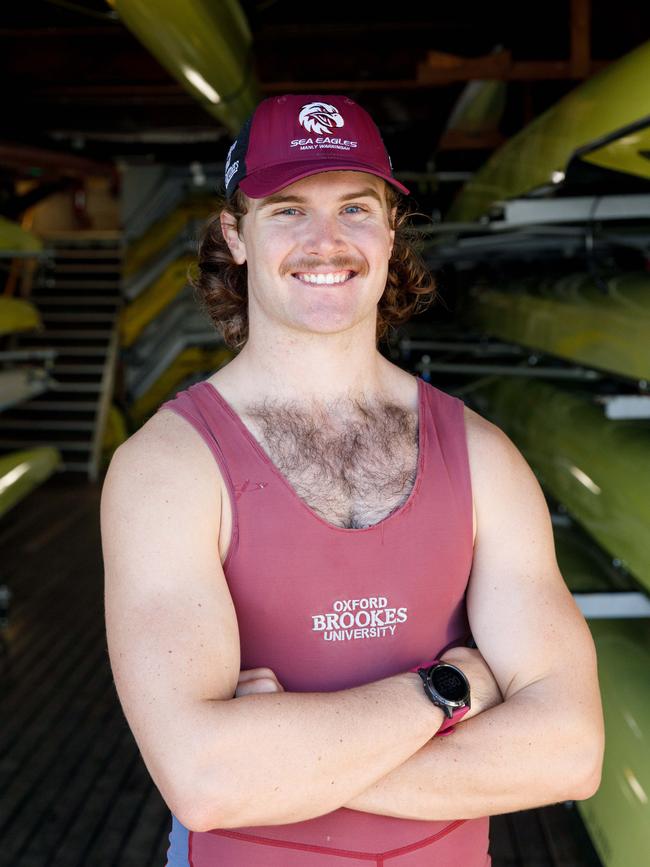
295, 272, 352, 285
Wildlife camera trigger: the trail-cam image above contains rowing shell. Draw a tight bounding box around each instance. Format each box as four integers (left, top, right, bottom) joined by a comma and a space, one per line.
461, 271, 650, 382
447, 39, 650, 221
465, 375, 650, 594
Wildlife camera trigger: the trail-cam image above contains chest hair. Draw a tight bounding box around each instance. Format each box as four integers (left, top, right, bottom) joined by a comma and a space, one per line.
241, 394, 419, 529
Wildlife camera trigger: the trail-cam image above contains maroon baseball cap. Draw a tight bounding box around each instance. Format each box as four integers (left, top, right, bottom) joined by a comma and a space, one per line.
224, 94, 410, 200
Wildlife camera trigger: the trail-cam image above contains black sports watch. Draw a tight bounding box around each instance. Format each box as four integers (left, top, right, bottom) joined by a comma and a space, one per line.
416, 660, 471, 720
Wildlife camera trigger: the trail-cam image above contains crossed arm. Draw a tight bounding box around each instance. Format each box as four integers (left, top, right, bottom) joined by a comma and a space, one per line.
345, 407, 605, 820
101, 407, 604, 832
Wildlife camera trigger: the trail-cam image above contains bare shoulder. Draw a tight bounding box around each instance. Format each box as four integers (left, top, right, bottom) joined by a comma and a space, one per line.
107, 407, 223, 495
461, 404, 500, 546
101, 408, 227, 546
463, 403, 502, 443
115, 407, 210, 463
462, 403, 538, 547
462, 403, 523, 469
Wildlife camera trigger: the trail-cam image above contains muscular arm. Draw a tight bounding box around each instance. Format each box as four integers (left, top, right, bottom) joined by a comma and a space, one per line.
345, 411, 605, 820
102, 412, 444, 834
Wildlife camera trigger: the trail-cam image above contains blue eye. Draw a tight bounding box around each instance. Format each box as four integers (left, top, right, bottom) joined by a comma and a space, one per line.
279, 207, 300, 216
344, 205, 364, 214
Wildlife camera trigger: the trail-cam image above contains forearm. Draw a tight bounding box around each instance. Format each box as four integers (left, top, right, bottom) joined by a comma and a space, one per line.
346, 679, 601, 820
184, 673, 443, 831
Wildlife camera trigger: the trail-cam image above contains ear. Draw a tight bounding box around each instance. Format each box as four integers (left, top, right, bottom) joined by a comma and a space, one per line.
388, 206, 397, 257
220, 211, 247, 264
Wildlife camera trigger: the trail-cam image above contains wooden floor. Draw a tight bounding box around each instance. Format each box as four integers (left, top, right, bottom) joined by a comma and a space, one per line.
0, 475, 604, 867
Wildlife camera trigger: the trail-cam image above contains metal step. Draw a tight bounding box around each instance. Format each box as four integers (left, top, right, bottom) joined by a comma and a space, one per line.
14, 340, 109, 353
42, 279, 122, 290
0, 348, 57, 363
51, 247, 121, 254
33, 292, 121, 304
0, 437, 93, 450
24, 386, 104, 400
52, 248, 122, 259
49, 382, 105, 392
48, 263, 122, 274
18, 329, 113, 340
24, 237, 124, 482
17, 344, 108, 357
15, 379, 106, 400
19, 400, 98, 411
40, 312, 118, 323
60, 460, 93, 472
47, 375, 107, 388
0, 419, 95, 431
32, 296, 122, 307
52, 364, 106, 374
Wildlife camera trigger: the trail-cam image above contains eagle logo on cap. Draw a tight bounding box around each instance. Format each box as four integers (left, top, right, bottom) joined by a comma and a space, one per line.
299, 102, 344, 136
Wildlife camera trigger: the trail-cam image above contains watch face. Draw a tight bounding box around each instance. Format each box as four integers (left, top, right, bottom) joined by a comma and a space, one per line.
431, 665, 467, 702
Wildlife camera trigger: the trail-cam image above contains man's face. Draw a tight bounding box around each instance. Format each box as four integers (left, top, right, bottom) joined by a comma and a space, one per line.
221, 171, 396, 339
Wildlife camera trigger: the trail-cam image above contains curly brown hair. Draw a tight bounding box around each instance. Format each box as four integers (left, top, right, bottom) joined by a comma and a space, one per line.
190, 183, 437, 351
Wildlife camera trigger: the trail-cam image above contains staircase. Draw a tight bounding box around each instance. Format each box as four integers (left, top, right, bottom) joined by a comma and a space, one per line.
0, 234, 123, 480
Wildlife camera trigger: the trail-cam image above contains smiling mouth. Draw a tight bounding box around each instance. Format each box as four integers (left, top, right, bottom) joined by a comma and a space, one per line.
292, 270, 356, 285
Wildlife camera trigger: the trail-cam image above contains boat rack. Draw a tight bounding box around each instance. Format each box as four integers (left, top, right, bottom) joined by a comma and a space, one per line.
419, 194, 650, 266
0, 349, 59, 412
426, 195, 650, 234
417, 357, 604, 381
552, 510, 650, 619
396, 328, 650, 619
400, 338, 528, 357
406, 339, 650, 418
594, 394, 650, 419
572, 592, 650, 619
490, 193, 650, 227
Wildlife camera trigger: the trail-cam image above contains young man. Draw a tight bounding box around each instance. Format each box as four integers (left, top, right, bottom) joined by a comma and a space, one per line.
101, 95, 604, 867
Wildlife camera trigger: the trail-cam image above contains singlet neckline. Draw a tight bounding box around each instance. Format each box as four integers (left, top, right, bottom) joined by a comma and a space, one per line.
199, 376, 427, 535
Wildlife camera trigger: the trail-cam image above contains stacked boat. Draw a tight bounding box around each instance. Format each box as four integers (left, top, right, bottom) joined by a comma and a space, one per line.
462, 271, 650, 384
0, 223, 61, 518
445, 39, 650, 223
119, 171, 234, 428
107, 0, 258, 134
102, 0, 256, 438
420, 37, 650, 867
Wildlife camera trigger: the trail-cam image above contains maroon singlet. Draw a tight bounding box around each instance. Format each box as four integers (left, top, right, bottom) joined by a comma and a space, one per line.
159, 375, 491, 867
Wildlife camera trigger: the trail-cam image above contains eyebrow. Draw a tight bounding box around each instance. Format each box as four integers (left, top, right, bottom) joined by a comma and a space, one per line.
257, 187, 384, 209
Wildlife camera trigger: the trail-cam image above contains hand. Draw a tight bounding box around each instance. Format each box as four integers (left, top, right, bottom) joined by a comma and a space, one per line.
235, 667, 284, 698
438, 646, 503, 723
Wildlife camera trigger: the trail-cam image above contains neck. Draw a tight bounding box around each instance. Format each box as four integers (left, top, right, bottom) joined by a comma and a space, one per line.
224, 322, 393, 405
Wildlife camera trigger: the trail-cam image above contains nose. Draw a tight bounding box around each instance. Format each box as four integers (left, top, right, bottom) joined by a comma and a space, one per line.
302, 212, 347, 259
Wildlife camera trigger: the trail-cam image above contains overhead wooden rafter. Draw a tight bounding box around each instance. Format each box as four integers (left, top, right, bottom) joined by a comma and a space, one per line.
418, 0, 598, 84
0, 142, 116, 179
570, 0, 591, 78
9, 0, 605, 104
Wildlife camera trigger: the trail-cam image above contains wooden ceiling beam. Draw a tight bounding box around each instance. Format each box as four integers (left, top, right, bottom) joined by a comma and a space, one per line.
262, 79, 445, 92
417, 46, 605, 83
570, 0, 592, 78
0, 142, 116, 179
262, 61, 608, 92
24, 59, 612, 109
437, 129, 506, 151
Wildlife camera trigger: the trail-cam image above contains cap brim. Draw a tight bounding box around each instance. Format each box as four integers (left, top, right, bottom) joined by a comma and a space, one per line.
238, 161, 410, 198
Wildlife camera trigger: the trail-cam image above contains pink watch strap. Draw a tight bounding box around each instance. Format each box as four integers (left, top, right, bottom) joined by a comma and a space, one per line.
436, 704, 469, 736
410, 658, 469, 736
409, 657, 442, 673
